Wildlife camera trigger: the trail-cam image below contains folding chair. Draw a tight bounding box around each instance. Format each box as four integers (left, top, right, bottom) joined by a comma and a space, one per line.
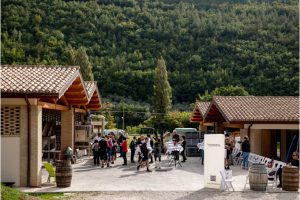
220, 170, 234, 191
233, 151, 243, 165
267, 161, 286, 188
168, 150, 182, 167
44, 162, 56, 183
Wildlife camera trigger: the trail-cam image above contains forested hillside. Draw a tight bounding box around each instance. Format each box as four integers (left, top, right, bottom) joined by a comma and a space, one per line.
2, 0, 299, 105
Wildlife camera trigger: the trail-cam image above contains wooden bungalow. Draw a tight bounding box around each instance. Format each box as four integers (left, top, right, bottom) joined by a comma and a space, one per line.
194, 96, 299, 162
1, 65, 102, 187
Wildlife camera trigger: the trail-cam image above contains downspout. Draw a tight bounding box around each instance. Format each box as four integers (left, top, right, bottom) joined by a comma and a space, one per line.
24, 95, 31, 187
247, 124, 252, 139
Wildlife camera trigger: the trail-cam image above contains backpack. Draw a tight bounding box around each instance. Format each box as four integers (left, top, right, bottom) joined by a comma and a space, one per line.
141, 143, 148, 155
107, 139, 113, 149
130, 140, 135, 149
93, 143, 100, 152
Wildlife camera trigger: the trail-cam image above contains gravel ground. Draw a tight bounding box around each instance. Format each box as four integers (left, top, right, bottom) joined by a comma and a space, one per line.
65, 191, 299, 200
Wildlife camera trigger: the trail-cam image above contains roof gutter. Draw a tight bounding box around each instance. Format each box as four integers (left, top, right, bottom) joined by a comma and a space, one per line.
24, 95, 31, 187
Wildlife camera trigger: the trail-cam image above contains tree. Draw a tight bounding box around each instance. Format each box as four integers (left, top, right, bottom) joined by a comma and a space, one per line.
66, 46, 94, 81
198, 86, 249, 102
105, 113, 116, 129
211, 85, 249, 96
153, 56, 172, 114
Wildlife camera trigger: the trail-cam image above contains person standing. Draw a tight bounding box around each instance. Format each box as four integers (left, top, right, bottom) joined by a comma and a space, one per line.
92, 140, 100, 166
99, 136, 108, 168
137, 138, 152, 172
107, 133, 113, 166
154, 138, 162, 169
197, 139, 204, 165
181, 136, 187, 162
118, 132, 124, 157
241, 136, 250, 170
147, 134, 154, 164
121, 137, 128, 165
111, 134, 117, 165
130, 136, 137, 163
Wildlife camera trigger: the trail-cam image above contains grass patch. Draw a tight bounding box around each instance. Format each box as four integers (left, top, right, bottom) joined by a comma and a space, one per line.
1, 184, 65, 200
29, 193, 64, 199
1, 184, 26, 200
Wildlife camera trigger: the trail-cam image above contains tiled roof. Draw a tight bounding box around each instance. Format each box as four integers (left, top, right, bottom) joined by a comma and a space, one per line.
190, 102, 210, 122
212, 96, 299, 123
197, 102, 210, 116
1, 65, 80, 97
84, 81, 97, 100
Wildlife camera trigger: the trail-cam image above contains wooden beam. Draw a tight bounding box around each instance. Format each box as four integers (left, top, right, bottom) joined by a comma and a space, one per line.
89, 99, 99, 103
75, 108, 87, 113
38, 101, 69, 111
66, 97, 87, 101
65, 93, 86, 98
60, 95, 69, 106
222, 122, 244, 129
73, 77, 81, 84
68, 100, 88, 105
68, 85, 83, 90
66, 89, 85, 93
65, 90, 85, 96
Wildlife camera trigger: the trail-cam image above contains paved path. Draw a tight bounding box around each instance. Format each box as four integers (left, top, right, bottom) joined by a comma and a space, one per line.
65, 191, 299, 200
19, 155, 298, 194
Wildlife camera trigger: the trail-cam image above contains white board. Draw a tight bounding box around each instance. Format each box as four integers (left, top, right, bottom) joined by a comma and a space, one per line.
1, 137, 21, 186
204, 134, 225, 189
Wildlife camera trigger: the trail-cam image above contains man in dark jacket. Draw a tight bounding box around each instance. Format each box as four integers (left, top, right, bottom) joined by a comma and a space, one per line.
241, 136, 250, 169
130, 136, 137, 163
181, 136, 187, 162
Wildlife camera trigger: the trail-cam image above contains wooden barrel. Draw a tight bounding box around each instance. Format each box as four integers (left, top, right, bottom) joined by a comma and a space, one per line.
282, 166, 299, 191
55, 159, 72, 187
249, 164, 268, 191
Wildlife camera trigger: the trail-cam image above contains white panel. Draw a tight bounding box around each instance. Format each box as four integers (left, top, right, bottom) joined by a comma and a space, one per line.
1, 137, 21, 186
204, 134, 225, 189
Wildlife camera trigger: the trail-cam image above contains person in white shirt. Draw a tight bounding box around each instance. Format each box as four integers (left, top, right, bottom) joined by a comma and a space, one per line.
91, 133, 101, 145
197, 139, 204, 165
147, 134, 153, 163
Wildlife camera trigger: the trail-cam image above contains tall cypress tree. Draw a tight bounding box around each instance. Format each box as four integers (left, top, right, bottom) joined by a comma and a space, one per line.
153, 56, 172, 115
66, 46, 94, 81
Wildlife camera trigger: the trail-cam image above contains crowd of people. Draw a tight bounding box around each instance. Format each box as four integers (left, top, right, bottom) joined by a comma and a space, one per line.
90, 131, 188, 171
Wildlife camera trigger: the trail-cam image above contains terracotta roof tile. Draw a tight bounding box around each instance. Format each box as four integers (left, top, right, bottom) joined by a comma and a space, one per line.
84, 81, 97, 100
1, 65, 80, 96
197, 102, 210, 116
212, 96, 299, 123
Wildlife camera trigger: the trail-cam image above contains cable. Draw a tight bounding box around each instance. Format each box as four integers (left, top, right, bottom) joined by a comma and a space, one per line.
91, 110, 166, 115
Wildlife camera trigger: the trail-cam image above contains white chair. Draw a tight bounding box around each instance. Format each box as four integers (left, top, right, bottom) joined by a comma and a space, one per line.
267, 161, 286, 188
220, 170, 234, 191
233, 151, 243, 165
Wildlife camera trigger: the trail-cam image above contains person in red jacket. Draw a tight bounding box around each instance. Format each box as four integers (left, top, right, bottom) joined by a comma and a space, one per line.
121, 137, 128, 165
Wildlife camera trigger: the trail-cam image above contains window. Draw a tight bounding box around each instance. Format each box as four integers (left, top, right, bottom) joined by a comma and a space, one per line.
1, 106, 21, 135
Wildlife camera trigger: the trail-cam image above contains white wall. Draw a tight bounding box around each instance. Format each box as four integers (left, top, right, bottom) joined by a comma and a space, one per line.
204, 134, 225, 189
1, 136, 21, 186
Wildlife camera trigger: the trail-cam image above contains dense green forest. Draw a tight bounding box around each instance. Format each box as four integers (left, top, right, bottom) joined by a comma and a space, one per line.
2, 0, 298, 106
